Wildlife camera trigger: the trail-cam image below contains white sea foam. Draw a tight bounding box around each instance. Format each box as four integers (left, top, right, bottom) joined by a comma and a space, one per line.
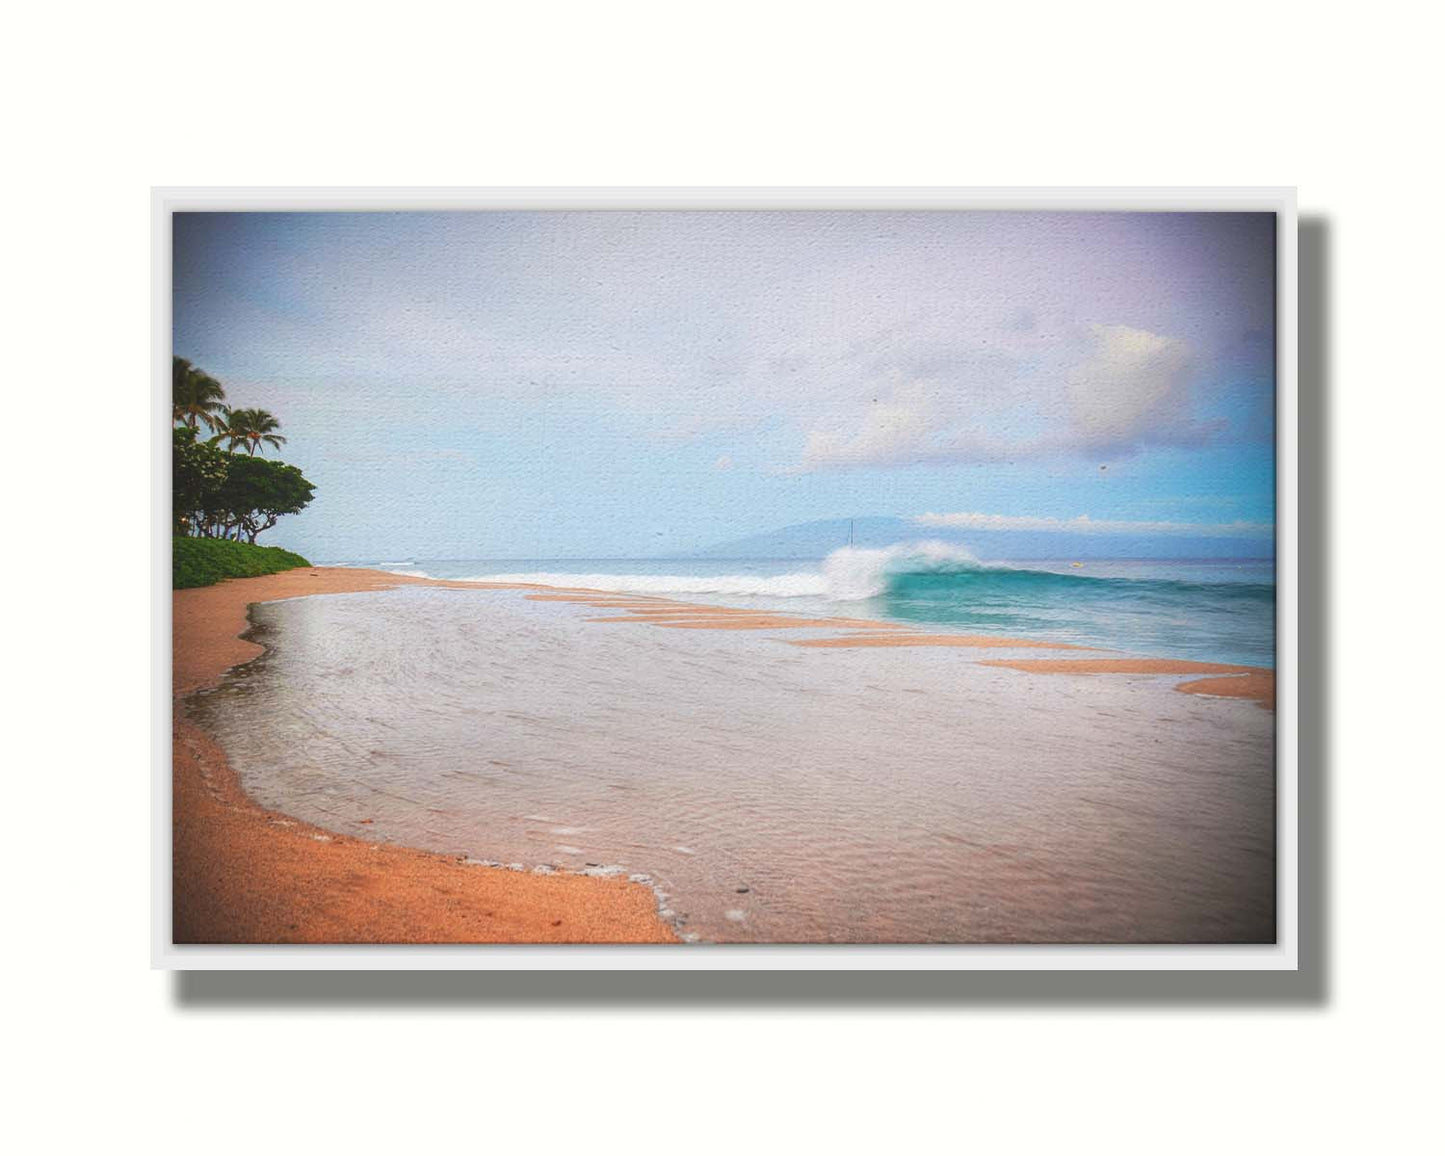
819, 541, 988, 599
450, 570, 830, 598
437, 541, 993, 602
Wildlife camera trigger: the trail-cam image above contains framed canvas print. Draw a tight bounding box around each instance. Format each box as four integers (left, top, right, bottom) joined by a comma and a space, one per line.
153, 188, 1296, 970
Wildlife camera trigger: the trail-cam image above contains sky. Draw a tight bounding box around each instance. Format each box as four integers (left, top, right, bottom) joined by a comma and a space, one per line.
172, 211, 1276, 560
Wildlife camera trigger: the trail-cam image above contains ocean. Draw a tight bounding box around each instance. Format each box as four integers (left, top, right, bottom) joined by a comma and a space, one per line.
340, 545, 1276, 668
189, 548, 1277, 943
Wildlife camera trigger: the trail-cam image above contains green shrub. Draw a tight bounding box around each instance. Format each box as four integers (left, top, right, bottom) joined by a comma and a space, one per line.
173, 537, 312, 589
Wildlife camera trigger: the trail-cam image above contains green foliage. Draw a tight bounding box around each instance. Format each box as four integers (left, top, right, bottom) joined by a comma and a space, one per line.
172, 537, 312, 589
173, 357, 229, 431
208, 406, 287, 455
211, 454, 316, 543
173, 426, 230, 534
172, 358, 314, 545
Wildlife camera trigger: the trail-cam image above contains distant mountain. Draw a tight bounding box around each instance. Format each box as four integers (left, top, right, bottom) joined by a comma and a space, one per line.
692, 516, 1274, 561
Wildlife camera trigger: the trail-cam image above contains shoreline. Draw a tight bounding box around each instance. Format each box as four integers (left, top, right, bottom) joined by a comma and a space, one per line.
497, 583, 1275, 707
172, 567, 679, 944
171, 564, 1273, 945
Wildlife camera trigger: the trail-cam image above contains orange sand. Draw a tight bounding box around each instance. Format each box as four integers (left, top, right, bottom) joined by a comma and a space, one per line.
171, 567, 677, 944
585, 606, 767, 616
523, 601, 673, 609
590, 614, 900, 631
788, 633, 1096, 650
1175, 671, 1277, 710
519, 589, 903, 632
978, 657, 1276, 709
650, 615, 864, 630
585, 610, 762, 619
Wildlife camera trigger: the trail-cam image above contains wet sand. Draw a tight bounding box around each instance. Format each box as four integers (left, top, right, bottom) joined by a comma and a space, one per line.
980, 657, 1276, 709
628, 615, 887, 630
172, 567, 678, 943
788, 633, 1096, 650
524, 590, 902, 631
172, 564, 1273, 943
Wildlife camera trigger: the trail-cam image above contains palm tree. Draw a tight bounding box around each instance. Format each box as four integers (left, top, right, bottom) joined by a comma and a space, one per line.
209, 407, 287, 455
172, 357, 228, 431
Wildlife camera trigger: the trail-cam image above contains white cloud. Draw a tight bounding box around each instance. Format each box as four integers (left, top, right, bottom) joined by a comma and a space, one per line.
802, 395, 945, 470
1061, 324, 1220, 455
794, 323, 1225, 471
713, 454, 733, 471
913, 512, 1274, 537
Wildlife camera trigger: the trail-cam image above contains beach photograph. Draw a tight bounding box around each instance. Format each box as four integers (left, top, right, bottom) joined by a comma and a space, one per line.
168, 207, 1278, 946
22, 3, 1445, 1147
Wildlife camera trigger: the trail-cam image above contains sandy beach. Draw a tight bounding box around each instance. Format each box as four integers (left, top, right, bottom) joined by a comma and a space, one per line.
979, 657, 1276, 709
172, 567, 679, 944
173, 564, 1274, 944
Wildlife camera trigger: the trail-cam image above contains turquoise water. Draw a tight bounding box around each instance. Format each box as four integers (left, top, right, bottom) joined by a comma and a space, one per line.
331, 548, 1275, 668
875, 559, 1274, 667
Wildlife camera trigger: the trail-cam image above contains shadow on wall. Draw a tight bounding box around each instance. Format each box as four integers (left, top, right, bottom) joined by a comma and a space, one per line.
169, 217, 1332, 1011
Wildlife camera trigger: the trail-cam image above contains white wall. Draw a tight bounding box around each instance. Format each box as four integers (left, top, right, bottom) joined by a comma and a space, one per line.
6, 1, 1436, 1151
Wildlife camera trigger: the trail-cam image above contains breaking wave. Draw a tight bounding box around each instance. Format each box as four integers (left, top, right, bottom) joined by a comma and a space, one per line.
820, 542, 993, 600
444, 569, 831, 598
360, 544, 1272, 665
437, 542, 1000, 601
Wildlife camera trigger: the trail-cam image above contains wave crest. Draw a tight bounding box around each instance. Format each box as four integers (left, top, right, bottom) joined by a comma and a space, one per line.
449, 570, 830, 598
821, 542, 989, 599
434, 542, 992, 601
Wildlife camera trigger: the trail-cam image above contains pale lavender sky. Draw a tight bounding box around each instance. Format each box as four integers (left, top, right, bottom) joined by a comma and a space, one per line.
174, 211, 1275, 559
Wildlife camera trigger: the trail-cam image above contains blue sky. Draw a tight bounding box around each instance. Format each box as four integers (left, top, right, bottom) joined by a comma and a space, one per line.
173, 211, 1275, 560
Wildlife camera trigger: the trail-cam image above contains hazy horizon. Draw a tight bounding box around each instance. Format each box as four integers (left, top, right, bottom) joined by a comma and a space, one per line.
307, 514, 1276, 565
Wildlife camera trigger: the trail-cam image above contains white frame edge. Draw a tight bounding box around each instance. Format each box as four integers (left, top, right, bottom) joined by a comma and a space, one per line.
152, 187, 1299, 971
